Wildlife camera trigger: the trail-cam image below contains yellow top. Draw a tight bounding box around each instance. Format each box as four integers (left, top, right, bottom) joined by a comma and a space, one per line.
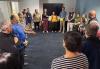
51, 15, 58, 22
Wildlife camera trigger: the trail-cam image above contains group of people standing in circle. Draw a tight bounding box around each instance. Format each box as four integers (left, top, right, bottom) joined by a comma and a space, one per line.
0, 3, 100, 69
17, 7, 88, 34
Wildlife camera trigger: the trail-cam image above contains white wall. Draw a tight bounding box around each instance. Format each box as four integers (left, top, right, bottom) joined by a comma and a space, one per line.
0, 1, 11, 21
11, 1, 19, 14
39, 0, 48, 14
19, 0, 76, 15
0, 0, 76, 22
39, 0, 76, 14
19, 0, 39, 14
76, 0, 100, 22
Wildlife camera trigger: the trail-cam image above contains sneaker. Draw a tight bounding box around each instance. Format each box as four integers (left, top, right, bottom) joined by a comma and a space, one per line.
62, 31, 64, 33
43, 31, 45, 33
59, 31, 61, 32
24, 62, 29, 66
24, 54, 28, 57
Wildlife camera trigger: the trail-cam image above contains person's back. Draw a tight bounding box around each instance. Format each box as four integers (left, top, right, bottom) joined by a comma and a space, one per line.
51, 53, 88, 69
82, 19, 100, 69
51, 31, 88, 69
82, 37, 100, 69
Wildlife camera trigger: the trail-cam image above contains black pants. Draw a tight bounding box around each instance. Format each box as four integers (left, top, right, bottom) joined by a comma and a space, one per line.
18, 48, 24, 69
34, 22, 40, 30
9, 54, 20, 69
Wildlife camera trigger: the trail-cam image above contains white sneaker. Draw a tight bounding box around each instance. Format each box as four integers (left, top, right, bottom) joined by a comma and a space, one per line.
24, 62, 29, 66
24, 54, 28, 57
62, 31, 64, 33
46, 31, 48, 33
59, 31, 61, 32
43, 31, 45, 33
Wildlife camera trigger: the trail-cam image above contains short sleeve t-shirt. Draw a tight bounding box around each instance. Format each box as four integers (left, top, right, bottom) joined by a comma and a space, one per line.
51, 53, 88, 69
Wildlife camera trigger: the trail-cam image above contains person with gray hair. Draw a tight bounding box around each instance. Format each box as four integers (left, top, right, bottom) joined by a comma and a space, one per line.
0, 20, 19, 53
0, 20, 20, 69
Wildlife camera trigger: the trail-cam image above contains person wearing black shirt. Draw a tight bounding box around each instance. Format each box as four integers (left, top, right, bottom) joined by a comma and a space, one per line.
0, 21, 20, 69
82, 21, 100, 69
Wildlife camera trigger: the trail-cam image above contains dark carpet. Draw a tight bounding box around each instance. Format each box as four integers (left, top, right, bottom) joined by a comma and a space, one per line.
24, 32, 64, 69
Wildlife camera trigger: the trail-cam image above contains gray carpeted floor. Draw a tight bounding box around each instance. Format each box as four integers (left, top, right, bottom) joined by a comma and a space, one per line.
24, 32, 64, 69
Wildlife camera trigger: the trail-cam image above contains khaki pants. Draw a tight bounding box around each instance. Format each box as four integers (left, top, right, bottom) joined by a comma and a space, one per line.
59, 21, 65, 33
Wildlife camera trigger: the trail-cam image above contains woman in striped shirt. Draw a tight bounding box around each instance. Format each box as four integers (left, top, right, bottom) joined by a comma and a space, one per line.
51, 31, 88, 69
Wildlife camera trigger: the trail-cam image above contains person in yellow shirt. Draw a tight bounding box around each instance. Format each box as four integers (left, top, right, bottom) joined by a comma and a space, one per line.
50, 11, 58, 32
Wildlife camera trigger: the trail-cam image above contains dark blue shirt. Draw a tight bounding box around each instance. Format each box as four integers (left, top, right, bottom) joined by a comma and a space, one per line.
26, 12, 32, 24
82, 37, 100, 69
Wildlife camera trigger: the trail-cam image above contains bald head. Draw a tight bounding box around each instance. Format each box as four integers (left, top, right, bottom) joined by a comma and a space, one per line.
89, 10, 96, 19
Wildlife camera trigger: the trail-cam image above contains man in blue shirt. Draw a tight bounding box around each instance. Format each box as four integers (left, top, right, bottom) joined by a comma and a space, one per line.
59, 7, 67, 33
11, 14, 26, 49
10, 14, 26, 69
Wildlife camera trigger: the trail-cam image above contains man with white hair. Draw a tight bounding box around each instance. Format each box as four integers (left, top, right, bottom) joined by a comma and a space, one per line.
0, 20, 20, 69
0, 20, 18, 53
